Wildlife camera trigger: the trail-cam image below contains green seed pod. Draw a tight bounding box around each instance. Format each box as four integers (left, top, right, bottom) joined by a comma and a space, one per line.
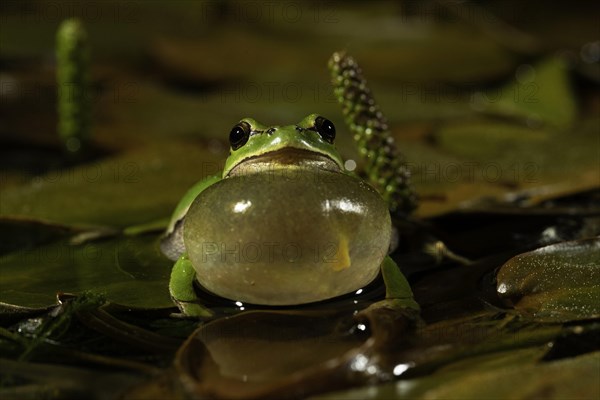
328, 52, 417, 216
56, 18, 91, 154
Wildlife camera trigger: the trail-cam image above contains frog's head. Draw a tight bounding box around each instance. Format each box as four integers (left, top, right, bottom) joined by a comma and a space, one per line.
223, 114, 344, 177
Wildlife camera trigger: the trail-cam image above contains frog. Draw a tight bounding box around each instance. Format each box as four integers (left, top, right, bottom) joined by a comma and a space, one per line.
161, 113, 419, 318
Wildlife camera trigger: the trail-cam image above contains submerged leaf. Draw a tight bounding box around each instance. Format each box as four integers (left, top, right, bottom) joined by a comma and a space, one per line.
172, 309, 366, 399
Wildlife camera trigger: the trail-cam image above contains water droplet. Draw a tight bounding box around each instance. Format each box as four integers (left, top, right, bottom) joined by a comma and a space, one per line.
344, 159, 357, 172
350, 354, 368, 371
393, 363, 411, 376
497, 282, 508, 294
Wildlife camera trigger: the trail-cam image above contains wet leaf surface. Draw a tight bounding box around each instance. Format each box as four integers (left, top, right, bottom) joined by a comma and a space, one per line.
481, 57, 577, 129
172, 309, 367, 399
314, 351, 600, 400
496, 237, 600, 322
0, 143, 223, 228
0, 358, 147, 400
0, 232, 173, 309
0, 217, 80, 256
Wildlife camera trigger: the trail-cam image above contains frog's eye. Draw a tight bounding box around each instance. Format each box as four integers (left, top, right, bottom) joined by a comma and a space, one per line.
314, 116, 336, 144
229, 121, 251, 150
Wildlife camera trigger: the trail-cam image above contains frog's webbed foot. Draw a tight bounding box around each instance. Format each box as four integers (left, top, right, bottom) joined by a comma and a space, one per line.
355, 257, 422, 347
356, 256, 420, 324
355, 299, 421, 352
169, 254, 214, 319
169, 301, 213, 319
358, 298, 420, 317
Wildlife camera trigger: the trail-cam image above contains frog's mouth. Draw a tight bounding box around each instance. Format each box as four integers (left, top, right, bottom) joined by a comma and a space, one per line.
226, 147, 343, 178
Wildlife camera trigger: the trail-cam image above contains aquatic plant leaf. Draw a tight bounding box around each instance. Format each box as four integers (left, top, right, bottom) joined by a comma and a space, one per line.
0, 358, 146, 399
427, 116, 599, 216
480, 57, 576, 129
0, 218, 81, 257
0, 143, 221, 228
0, 233, 173, 309
314, 351, 600, 400
496, 238, 600, 322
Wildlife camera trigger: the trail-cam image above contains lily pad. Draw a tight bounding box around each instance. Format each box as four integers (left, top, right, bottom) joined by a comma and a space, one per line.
480, 57, 576, 129
0, 142, 222, 228
150, 19, 516, 87
496, 237, 600, 322
0, 217, 80, 256
0, 358, 147, 399
0, 232, 173, 309
428, 116, 599, 217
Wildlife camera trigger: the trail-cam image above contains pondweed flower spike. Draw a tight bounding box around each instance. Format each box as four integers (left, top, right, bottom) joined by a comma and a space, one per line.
328, 52, 417, 216
56, 18, 91, 154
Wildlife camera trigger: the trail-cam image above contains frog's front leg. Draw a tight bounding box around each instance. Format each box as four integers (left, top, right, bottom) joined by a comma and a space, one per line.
169, 253, 214, 318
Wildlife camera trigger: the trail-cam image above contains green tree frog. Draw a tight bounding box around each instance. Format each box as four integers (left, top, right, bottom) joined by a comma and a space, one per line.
161, 114, 418, 318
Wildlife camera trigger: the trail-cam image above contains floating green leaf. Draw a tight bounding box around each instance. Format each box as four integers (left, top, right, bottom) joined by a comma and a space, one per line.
480, 57, 577, 129
0, 143, 222, 229
0, 233, 172, 309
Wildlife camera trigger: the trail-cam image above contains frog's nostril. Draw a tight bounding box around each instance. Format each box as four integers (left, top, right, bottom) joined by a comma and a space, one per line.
266, 127, 276, 135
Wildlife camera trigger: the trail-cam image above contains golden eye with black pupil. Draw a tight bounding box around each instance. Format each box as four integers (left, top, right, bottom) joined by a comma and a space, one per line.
229, 121, 251, 150
314, 116, 335, 144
